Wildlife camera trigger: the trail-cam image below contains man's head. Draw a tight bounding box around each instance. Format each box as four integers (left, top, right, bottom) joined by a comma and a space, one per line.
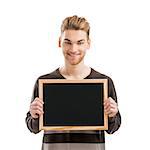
61, 15, 90, 39
59, 15, 91, 66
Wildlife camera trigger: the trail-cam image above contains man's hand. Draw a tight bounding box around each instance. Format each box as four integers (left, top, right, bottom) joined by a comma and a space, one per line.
30, 97, 44, 119
104, 97, 118, 117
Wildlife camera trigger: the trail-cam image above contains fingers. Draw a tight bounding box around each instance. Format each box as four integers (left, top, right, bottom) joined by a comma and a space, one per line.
30, 97, 44, 119
34, 97, 44, 105
31, 101, 43, 109
31, 109, 43, 118
104, 97, 116, 106
104, 97, 118, 117
30, 105, 43, 113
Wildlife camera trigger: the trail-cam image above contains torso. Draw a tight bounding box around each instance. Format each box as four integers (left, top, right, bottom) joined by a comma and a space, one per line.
59, 66, 91, 80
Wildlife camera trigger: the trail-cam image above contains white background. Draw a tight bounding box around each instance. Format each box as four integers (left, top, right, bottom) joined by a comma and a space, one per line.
0, 0, 150, 149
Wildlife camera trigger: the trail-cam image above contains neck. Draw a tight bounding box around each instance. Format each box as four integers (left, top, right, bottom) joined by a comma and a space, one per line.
59, 61, 91, 79
64, 62, 86, 76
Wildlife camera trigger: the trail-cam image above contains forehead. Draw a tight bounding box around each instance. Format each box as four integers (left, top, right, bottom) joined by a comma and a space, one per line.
61, 30, 87, 41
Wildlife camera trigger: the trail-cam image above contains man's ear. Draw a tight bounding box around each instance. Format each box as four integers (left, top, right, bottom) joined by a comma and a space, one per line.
87, 38, 91, 49
58, 37, 61, 48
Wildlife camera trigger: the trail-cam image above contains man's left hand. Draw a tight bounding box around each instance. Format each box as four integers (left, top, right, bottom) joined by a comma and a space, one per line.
104, 97, 118, 117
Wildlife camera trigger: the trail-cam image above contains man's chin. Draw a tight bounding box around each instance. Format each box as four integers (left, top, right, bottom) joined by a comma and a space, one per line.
69, 62, 80, 65
65, 55, 85, 65
67, 59, 82, 65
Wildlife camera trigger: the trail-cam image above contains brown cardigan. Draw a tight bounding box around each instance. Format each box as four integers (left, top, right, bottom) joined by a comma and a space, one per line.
25, 68, 121, 143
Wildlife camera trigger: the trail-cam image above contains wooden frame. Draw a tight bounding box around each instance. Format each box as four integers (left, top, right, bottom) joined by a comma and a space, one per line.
39, 79, 108, 131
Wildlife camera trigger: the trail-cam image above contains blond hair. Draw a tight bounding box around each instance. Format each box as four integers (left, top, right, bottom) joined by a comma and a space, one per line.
61, 15, 90, 39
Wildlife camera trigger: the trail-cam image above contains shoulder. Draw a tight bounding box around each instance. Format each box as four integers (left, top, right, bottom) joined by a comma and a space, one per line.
37, 68, 61, 80
91, 68, 117, 99
90, 68, 112, 80
90, 68, 115, 87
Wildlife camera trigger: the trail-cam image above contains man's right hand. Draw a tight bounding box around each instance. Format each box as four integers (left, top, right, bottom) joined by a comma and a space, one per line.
30, 97, 44, 119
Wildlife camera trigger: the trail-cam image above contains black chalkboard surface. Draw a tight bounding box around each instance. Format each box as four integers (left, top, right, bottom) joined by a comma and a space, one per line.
39, 79, 108, 131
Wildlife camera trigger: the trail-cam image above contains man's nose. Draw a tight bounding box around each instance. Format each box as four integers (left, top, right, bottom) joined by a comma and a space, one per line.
70, 43, 78, 52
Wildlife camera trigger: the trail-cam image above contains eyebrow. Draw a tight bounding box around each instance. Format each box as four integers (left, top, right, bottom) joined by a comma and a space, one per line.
64, 38, 85, 42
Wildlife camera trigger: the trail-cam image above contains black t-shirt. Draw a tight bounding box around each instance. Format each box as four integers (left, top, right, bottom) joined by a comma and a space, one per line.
25, 68, 121, 143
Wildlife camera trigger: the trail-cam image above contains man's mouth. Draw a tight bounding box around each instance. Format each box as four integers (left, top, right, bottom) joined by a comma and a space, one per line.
67, 53, 80, 57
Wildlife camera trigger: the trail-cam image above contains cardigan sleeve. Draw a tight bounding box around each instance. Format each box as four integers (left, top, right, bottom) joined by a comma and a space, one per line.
25, 79, 41, 134
105, 77, 121, 134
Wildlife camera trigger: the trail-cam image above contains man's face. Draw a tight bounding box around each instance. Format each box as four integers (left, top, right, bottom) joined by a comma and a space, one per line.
59, 30, 90, 65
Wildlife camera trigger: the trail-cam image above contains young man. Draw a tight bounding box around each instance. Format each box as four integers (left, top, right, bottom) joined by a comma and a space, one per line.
26, 15, 121, 150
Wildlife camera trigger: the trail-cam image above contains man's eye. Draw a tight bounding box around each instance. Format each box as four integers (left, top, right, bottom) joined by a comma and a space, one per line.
64, 41, 71, 45
77, 42, 84, 45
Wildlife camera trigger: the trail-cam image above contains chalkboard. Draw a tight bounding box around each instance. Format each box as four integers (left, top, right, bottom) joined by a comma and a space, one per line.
39, 79, 108, 131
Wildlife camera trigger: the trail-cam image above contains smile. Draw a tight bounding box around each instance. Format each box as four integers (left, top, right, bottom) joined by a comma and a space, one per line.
67, 53, 80, 57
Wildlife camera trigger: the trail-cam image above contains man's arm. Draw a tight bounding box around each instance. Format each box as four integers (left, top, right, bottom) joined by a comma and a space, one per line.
25, 79, 43, 134
106, 111, 121, 134
105, 77, 121, 134
25, 111, 40, 134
